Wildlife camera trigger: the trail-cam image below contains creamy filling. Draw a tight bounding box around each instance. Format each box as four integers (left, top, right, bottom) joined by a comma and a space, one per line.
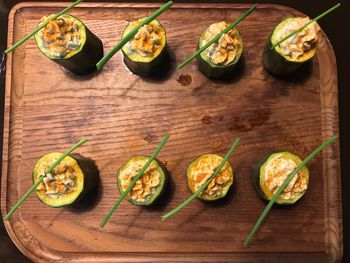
125, 20, 163, 57
191, 155, 232, 198
119, 159, 161, 202
37, 15, 81, 59
264, 157, 307, 200
201, 21, 240, 65
36, 160, 76, 199
275, 17, 320, 60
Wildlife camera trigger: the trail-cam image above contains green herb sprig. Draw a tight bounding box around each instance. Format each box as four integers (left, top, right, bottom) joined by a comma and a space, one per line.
177, 4, 257, 69
3, 139, 87, 221
5, 0, 84, 54
271, 3, 340, 50
243, 135, 338, 246
96, 1, 173, 71
162, 138, 240, 220
100, 134, 170, 229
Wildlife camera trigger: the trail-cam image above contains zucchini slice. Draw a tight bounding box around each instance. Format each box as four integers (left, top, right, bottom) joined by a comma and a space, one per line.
263, 17, 320, 76
197, 21, 243, 79
121, 18, 167, 76
252, 151, 309, 205
33, 152, 99, 207
117, 156, 167, 206
34, 14, 103, 75
187, 154, 234, 201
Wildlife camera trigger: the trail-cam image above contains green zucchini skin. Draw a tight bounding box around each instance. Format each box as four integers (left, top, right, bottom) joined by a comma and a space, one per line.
262, 35, 303, 76
117, 156, 168, 206
33, 153, 99, 207
251, 151, 309, 205
197, 52, 241, 79
54, 27, 103, 75
251, 153, 272, 202
196, 28, 243, 79
122, 47, 168, 76
69, 153, 99, 202
35, 16, 103, 75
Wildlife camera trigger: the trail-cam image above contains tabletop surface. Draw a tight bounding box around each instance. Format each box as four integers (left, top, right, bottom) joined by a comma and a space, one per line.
0, 0, 349, 262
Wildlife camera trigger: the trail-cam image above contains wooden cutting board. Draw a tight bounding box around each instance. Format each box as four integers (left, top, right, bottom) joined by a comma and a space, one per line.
1, 2, 342, 262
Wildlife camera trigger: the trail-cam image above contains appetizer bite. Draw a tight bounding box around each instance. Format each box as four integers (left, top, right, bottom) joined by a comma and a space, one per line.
117, 156, 167, 206
263, 17, 320, 76
33, 152, 99, 207
197, 21, 243, 79
35, 14, 103, 75
187, 154, 234, 201
252, 151, 309, 205
121, 18, 167, 76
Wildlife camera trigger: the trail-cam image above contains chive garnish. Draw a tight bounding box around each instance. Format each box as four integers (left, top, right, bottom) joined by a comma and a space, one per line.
271, 3, 340, 50
177, 4, 257, 69
5, 0, 84, 54
243, 135, 338, 246
162, 138, 240, 220
96, 1, 173, 71
3, 139, 87, 221
100, 134, 169, 229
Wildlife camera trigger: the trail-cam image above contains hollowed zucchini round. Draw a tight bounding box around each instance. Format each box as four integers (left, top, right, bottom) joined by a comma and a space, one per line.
121, 18, 167, 76
33, 152, 99, 207
117, 156, 167, 206
263, 17, 318, 76
34, 14, 103, 75
252, 151, 309, 205
197, 22, 243, 79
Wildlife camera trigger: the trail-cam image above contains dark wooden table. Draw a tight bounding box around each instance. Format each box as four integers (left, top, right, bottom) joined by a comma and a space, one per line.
0, 0, 349, 262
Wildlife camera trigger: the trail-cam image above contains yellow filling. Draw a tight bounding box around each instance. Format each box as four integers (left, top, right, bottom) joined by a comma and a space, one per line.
36, 158, 77, 199
125, 19, 164, 58
188, 154, 233, 199
264, 157, 307, 200
202, 21, 240, 65
275, 17, 320, 60
119, 158, 161, 202
37, 15, 81, 59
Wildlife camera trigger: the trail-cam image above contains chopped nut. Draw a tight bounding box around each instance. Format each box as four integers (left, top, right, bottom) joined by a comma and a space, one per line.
36, 182, 46, 191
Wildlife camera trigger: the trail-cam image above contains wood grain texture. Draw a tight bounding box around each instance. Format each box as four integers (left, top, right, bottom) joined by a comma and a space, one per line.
1, 2, 342, 262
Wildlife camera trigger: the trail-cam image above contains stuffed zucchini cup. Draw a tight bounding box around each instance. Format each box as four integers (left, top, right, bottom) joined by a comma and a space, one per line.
263, 17, 320, 76
117, 156, 167, 206
33, 153, 99, 207
197, 21, 243, 79
252, 152, 309, 205
35, 14, 103, 75
122, 18, 167, 76
187, 154, 234, 201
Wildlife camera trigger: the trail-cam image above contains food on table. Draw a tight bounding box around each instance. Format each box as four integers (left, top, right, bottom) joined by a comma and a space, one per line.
121, 18, 167, 76
117, 156, 167, 206
187, 153, 234, 201
263, 17, 320, 76
33, 152, 99, 207
252, 151, 309, 205
35, 14, 103, 74
197, 21, 243, 78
